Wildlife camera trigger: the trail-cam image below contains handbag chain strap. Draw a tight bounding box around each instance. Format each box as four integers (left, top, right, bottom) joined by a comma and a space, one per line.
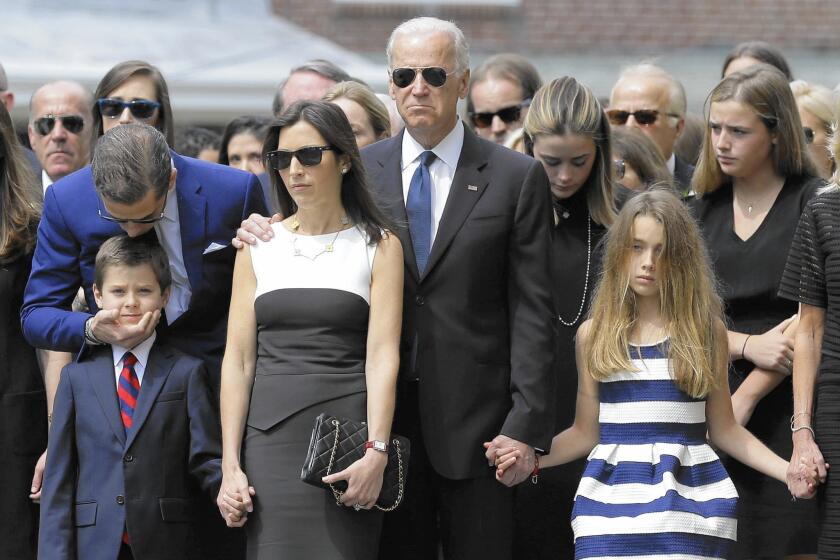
325, 418, 405, 512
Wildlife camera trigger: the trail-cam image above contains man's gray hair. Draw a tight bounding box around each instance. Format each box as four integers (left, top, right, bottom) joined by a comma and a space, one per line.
92, 124, 171, 205
272, 59, 355, 117
386, 17, 470, 75
614, 62, 687, 119
0, 63, 7, 91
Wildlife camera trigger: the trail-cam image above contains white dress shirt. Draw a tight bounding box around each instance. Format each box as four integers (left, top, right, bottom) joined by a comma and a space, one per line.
401, 119, 465, 244
42, 170, 53, 195
154, 189, 191, 324
112, 332, 156, 388
666, 153, 676, 175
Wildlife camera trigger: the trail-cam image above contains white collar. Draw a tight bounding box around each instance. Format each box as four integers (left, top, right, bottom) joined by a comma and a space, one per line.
42, 170, 53, 193
401, 119, 464, 172
111, 331, 156, 369
666, 153, 676, 174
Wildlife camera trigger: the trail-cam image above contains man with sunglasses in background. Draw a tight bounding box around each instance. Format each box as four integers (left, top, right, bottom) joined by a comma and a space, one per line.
467, 53, 542, 145
608, 63, 695, 197
27, 81, 93, 194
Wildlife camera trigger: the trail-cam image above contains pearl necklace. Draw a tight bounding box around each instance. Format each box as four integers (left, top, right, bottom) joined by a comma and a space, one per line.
558, 212, 591, 327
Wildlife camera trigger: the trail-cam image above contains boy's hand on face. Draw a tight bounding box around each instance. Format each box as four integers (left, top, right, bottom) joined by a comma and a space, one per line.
91, 308, 161, 349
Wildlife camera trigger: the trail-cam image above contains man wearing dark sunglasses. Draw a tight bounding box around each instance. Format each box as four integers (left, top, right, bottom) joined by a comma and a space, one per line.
608, 63, 695, 196
370, 17, 555, 560
27, 81, 93, 192
22, 123, 267, 400
467, 53, 542, 145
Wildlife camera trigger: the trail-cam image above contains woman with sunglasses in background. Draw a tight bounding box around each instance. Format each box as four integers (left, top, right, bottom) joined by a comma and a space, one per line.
515, 76, 615, 559
692, 63, 823, 560
219, 101, 402, 558
323, 81, 391, 149
611, 127, 673, 195
790, 80, 835, 181
0, 102, 46, 560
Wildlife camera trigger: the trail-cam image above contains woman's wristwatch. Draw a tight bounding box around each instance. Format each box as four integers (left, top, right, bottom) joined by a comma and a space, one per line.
364, 440, 389, 453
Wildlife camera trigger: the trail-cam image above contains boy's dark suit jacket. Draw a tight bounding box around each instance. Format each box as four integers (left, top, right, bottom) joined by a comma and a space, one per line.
38, 343, 222, 560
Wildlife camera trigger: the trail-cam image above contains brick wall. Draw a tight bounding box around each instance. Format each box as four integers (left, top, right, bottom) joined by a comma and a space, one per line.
271, 0, 840, 54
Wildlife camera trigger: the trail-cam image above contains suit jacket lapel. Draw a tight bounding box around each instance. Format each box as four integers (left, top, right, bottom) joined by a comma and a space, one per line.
172, 153, 206, 300
423, 129, 490, 279
372, 132, 420, 283
124, 345, 175, 450
88, 349, 126, 445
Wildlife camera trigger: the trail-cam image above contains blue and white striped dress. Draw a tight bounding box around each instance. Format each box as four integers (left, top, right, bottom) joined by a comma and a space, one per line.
572, 340, 739, 560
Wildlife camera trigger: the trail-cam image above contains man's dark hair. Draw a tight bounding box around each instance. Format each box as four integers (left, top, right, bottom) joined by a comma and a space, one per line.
467, 53, 542, 115
271, 59, 358, 117
175, 126, 221, 158
92, 123, 171, 204
94, 234, 172, 293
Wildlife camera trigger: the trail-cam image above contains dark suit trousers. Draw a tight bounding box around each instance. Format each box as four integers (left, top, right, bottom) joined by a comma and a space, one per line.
379, 380, 514, 560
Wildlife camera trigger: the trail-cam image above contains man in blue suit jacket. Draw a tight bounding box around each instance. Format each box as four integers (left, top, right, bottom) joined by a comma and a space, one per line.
21, 123, 267, 385
39, 235, 222, 560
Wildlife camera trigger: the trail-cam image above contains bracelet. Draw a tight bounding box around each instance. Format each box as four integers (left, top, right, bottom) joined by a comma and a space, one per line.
84, 317, 105, 346
740, 334, 752, 361
790, 412, 812, 429
792, 425, 816, 439
530, 454, 540, 485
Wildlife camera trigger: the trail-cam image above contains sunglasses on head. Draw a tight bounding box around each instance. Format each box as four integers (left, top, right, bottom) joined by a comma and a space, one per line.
33, 114, 85, 136
469, 99, 531, 129
264, 146, 335, 170
97, 98, 161, 120
391, 67, 455, 89
613, 159, 626, 180
803, 127, 816, 145
606, 109, 680, 126
98, 190, 168, 225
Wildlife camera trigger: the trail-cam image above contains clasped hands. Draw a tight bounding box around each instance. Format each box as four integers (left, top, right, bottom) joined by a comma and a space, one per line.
787, 436, 830, 500
484, 435, 535, 487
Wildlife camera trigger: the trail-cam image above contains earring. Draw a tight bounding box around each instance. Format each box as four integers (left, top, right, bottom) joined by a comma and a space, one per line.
341, 167, 349, 174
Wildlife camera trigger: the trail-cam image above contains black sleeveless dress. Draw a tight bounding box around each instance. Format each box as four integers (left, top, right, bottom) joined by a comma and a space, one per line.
243, 224, 383, 559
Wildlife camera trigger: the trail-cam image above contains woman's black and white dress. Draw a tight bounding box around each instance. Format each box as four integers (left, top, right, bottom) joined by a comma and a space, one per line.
243, 223, 382, 559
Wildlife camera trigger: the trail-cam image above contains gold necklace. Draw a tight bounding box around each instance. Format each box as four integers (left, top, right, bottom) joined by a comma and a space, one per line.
289, 213, 350, 260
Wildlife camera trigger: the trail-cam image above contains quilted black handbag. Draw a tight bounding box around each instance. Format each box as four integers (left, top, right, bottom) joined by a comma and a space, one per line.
300, 412, 410, 511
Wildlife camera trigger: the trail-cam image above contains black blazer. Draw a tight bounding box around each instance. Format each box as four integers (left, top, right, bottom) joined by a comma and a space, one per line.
39, 343, 222, 560
362, 127, 556, 479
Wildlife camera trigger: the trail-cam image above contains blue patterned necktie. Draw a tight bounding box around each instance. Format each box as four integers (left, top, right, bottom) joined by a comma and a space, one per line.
406, 150, 437, 274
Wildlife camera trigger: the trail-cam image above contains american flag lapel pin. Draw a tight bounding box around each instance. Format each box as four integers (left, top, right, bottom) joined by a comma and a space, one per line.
467, 185, 478, 191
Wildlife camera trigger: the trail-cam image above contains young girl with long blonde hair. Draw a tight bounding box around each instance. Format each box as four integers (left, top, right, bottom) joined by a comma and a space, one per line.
492, 188, 816, 559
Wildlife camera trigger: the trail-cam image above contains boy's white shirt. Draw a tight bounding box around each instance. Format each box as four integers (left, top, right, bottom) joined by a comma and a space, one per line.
111, 331, 156, 388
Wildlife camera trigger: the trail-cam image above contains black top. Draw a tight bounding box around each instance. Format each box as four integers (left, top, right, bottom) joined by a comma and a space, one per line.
551, 189, 607, 430
693, 175, 821, 364
780, 188, 840, 361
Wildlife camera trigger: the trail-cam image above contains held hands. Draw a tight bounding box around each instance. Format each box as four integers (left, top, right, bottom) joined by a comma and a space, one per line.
787, 431, 830, 500
321, 449, 388, 511
217, 466, 256, 528
743, 316, 795, 375
91, 308, 160, 349
231, 213, 283, 249
483, 435, 535, 487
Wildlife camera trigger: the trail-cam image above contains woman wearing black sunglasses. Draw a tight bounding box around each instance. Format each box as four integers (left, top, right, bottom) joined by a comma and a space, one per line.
692, 63, 823, 560
516, 76, 615, 559
0, 101, 47, 560
91, 60, 174, 146
218, 101, 402, 558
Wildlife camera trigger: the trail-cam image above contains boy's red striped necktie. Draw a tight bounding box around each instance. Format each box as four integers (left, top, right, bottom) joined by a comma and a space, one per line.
117, 352, 140, 545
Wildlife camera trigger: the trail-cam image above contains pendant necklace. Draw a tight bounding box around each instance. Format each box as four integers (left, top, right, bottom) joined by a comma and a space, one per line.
290, 214, 349, 260
558, 213, 592, 327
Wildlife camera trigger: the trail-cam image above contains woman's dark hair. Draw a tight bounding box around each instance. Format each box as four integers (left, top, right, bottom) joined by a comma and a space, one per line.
0, 102, 40, 261
722, 41, 793, 81
92, 60, 175, 146
218, 115, 272, 165
612, 127, 673, 190
262, 101, 392, 244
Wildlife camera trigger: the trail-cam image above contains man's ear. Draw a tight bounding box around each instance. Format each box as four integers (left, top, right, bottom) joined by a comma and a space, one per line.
674, 116, 686, 140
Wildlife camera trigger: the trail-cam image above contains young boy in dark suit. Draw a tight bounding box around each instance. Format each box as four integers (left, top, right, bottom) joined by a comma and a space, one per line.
39, 235, 229, 560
